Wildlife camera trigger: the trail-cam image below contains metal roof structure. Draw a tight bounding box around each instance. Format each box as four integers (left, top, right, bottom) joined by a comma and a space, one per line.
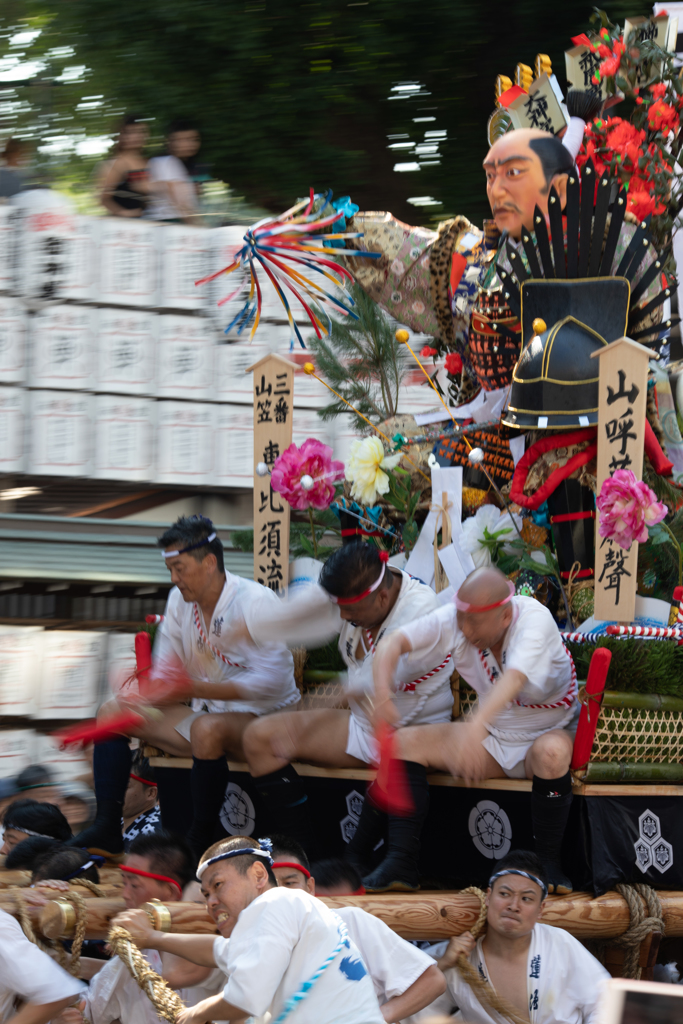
0, 514, 252, 584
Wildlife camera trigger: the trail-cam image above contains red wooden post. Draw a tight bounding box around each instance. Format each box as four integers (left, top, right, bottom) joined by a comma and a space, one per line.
570, 647, 612, 771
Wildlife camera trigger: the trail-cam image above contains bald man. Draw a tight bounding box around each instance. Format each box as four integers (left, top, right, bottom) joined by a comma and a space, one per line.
373, 567, 578, 894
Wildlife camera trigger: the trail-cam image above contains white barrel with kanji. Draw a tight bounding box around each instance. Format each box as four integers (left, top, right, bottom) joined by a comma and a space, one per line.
8, 188, 77, 303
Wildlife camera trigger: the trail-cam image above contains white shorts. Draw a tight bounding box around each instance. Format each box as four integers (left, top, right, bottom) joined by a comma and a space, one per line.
173, 694, 301, 743
345, 715, 377, 767
482, 703, 580, 776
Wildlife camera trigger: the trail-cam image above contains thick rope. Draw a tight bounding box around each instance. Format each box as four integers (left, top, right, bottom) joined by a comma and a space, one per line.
7, 887, 69, 969
454, 887, 529, 1024
613, 883, 665, 980
69, 878, 106, 898
66, 892, 88, 977
108, 925, 185, 1024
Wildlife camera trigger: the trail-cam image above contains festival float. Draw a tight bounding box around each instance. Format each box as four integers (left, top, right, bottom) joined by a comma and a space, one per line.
33, 8, 683, 984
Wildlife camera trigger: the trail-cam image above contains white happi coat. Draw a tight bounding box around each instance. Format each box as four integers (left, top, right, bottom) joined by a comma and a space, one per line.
154, 570, 299, 718
245, 569, 454, 764
444, 923, 609, 1024
83, 948, 226, 1024
0, 910, 84, 1023
335, 907, 434, 1004
401, 595, 577, 771
213, 888, 384, 1024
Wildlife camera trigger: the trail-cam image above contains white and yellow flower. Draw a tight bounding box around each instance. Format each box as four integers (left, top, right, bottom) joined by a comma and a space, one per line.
345, 436, 402, 506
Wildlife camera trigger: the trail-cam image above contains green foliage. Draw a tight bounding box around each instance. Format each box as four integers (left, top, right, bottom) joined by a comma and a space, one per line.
1, 1, 652, 228
230, 507, 340, 562
305, 638, 346, 674
566, 636, 683, 697
311, 286, 405, 432
382, 466, 423, 554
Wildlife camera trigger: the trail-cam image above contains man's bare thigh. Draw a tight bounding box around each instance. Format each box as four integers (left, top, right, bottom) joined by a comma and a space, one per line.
253, 709, 366, 768
397, 721, 506, 777
104, 699, 194, 758
190, 711, 256, 761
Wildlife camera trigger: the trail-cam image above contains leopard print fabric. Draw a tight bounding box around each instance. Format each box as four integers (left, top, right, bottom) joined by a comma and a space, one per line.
428, 215, 474, 344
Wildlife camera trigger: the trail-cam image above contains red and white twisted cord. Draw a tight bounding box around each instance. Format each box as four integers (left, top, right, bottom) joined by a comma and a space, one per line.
364, 630, 452, 692
193, 604, 243, 669
477, 644, 577, 710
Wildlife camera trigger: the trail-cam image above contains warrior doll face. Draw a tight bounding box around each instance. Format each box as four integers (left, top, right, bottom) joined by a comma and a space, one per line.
484, 128, 565, 240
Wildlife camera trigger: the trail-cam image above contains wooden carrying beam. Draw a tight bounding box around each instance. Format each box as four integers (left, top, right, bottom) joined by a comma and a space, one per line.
0, 868, 122, 889
37, 891, 683, 941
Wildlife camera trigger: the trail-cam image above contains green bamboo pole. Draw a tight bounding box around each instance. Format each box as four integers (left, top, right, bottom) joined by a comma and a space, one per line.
580, 761, 683, 783
302, 669, 346, 683
599, 691, 683, 712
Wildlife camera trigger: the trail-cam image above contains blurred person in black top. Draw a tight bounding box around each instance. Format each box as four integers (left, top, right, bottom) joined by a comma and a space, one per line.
98, 114, 150, 217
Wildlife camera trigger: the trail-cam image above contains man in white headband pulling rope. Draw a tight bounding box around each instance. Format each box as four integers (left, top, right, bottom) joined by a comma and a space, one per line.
234, 541, 455, 892
71, 515, 299, 861
436, 850, 608, 1024
112, 835, 384, 1024
54, 832, 226, 1024
373, 565, 579, 894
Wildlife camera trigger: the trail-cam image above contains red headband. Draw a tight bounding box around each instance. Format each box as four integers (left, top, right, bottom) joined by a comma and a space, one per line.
351, 885, 366, 895
130, 773, 157, 787
120, 864, 183, 895
327, 551, 390, 605
272, 860, 311, 879
129, 770, 156, 786
454, 579, 515, 614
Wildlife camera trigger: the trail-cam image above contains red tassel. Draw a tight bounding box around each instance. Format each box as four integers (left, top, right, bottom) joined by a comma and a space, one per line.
54, 711, 145, 750
570, 647, 612, 770
369, 722, 414, 815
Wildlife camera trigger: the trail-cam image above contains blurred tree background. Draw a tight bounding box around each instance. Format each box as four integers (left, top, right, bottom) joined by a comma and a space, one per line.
1, 0, 652, 225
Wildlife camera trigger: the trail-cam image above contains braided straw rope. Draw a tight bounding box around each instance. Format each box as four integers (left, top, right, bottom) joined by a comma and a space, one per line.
69, 878, 106, 898
7, 887, 70, 970
108, 926, 185, 1023
453, 887, 531, 1024
612, 883, 665, 980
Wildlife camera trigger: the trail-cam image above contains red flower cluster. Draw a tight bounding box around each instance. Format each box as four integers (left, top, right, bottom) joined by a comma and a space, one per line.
605, 118, 645, 169
593, 37, 625, 82
444, 352, 463, 376
420, 345, 437, 358
648, 99, 680, 135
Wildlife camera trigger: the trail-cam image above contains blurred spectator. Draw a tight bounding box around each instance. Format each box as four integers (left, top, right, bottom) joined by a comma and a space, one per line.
0, 780, 18, 835
98, 114, 150, 218
16, 765, 64, 808
0, 138, 30, 198
122, 753, 161, 849
0, 799, 71, 854
311, 858, 364, 896
60, 784, 96, 833
4, 835, 59, 871
146, 119, 201, 225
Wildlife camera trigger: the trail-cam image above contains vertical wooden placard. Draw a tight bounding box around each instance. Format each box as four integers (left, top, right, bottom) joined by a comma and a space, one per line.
246, 353, 294, 592
591, 337, 652, 622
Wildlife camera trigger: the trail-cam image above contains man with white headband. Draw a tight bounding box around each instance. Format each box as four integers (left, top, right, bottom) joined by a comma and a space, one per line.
437, 850, 608, 1024
53, 832, 226, 1024
373, 565, 578, 894
112, 835, 385, 1024
237, 541, 454, 892
71, 515, 298, 860
269, 835, 446, 1023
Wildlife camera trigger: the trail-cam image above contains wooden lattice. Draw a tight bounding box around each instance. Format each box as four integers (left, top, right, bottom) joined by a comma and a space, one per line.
590, 706, 683, 763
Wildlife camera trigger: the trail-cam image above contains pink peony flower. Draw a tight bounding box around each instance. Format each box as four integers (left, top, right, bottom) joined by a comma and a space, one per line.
271, 438, 344, 511
596, 469, 667, 549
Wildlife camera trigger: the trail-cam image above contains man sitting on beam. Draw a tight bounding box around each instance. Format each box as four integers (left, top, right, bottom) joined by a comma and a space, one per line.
436, 850, 608, 1023
238, 541, 455, 891
71, 515, 299, 860
373, 565, 578, 893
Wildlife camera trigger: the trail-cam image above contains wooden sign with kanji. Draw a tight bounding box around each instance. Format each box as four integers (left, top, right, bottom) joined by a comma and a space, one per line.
246, 352, 295, 592
591, 337, 652, 623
